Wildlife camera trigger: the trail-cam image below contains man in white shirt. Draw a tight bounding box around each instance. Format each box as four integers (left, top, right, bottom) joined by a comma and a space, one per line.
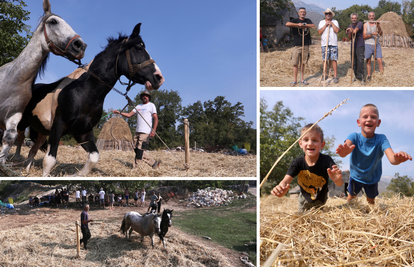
75, 188, 81, 207
318, 8, 340, 83
81, 187, 87, 206
99, 188, 105, 208
114, 90, 160, 169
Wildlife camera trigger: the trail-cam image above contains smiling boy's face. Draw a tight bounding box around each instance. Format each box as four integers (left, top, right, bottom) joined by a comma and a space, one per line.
358, 106, 381, 138
299, 129, 325, 159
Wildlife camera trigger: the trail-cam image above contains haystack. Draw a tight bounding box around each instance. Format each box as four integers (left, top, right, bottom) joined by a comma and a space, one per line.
378, 12, 413, 47
96, 117, 134, 151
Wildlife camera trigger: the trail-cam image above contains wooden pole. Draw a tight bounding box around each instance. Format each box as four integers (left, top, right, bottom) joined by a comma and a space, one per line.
76, 221, 80, 258
318, 25, 330, 87
350, 32, 355, 85
184, 119, 190, 170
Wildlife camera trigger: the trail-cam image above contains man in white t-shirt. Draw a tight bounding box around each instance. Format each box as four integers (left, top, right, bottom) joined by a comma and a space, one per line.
318, 8, 340, 83
114, 90, 160, 169
75, 188, 81, 207
81, 187, 87, 206
99, 188, 105, 208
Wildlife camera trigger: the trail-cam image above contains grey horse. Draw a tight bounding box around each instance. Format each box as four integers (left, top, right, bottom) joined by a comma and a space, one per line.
0, 0, 86, 164
120, 211, 161, 247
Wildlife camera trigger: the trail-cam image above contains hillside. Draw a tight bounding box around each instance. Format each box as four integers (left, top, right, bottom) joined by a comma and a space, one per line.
292, 0, 325, 13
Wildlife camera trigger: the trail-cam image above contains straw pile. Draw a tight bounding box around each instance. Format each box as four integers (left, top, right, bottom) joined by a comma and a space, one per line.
187, 188, 235, 207
6, 145, 256, 177
261, 40, 414, 87
96, 117, 134, 151
377, 12, 412, 47
260, 195, 414, 266
0, 222, 232, 266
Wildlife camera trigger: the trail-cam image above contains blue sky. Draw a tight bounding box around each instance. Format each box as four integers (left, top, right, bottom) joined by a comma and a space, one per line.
260, 90, 414, 181
23, 0, 256, 127
306, 0, 400, 11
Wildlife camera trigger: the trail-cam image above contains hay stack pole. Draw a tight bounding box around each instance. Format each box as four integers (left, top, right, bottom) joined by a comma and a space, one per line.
184, 119, 190, 170
76, 221, 80, 258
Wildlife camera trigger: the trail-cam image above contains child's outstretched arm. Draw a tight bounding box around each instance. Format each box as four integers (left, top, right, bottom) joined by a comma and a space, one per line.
271, 175, 294, 198
336, 140, 355, 157
327, 165, 344, 187
385, 148, 413, 165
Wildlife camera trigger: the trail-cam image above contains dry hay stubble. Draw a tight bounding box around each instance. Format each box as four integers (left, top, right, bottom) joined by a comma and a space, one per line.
260, 41, 414, 87
8, 146, 256, 177
0, 222, 233, 267
260, 195, 414, 266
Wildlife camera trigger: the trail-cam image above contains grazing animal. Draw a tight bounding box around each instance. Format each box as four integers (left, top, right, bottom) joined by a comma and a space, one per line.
120, 211, 161, 247
15, 23, 164, 176
0, 0, 86, 164
159, 209, 173, 248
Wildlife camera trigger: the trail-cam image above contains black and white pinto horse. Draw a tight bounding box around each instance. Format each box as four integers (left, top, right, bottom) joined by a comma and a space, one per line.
120, 211, 161, 247
0, 0, 86, 164
15, 23, 164, 176
158, 209, 173, 248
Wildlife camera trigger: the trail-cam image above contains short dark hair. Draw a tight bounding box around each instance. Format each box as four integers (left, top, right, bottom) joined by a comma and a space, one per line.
301, 123, 324, 141
298, 7, 306, 11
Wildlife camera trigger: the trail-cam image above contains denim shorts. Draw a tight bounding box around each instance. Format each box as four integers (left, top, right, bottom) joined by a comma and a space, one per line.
365, 43, 382, 59
321, 45, 338, 61
348, 177, 379, 199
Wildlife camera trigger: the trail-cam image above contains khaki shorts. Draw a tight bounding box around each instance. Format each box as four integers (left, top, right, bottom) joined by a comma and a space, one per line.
292, 45, 310, 66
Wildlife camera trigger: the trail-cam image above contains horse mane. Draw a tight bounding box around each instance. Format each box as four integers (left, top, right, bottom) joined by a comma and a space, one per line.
102, 33, 143, 54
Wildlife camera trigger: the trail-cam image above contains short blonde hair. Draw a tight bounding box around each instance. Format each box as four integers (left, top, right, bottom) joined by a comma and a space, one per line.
300, 123, 324, 141
360, 103, 379, 117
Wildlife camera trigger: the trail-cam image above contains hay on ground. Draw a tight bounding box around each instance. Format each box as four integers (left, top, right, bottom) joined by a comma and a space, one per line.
260, 195, 414, 266
0, 222, 232, 266
261, 41, 414, 87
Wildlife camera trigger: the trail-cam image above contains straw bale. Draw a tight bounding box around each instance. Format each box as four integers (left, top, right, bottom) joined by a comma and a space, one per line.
261, 41, 414, 87
97, 117, 133, 142
378, 12, 409, 38
260, 195, 414, 266
7, 146, 256, 177
0, 222, 232, 266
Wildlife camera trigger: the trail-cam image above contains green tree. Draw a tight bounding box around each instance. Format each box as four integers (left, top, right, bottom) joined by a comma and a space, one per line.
180, 96, 255, 151
260, 0, 291, 23
0, 0, 31, 66
374, 0, 402, 16
387, 173, 414, 196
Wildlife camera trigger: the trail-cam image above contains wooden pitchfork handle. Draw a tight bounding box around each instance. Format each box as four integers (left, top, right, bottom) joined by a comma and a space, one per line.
373, 28, 378, 79
350, 32, 356, 85
298, 27, 309, 86
318, 25, 330, 87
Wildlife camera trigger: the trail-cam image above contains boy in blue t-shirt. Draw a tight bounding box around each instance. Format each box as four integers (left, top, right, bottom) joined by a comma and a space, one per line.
336, 104, 412, 204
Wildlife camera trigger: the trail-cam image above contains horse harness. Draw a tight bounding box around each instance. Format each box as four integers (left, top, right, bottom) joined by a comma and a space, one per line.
42, 14, 83, 66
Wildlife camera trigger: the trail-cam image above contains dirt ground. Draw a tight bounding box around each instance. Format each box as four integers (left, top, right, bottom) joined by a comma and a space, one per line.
260, 40, 414, 87
0, 190, 256, 267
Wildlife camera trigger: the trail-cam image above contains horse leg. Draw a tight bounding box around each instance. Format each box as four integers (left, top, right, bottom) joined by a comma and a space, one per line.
42, 121, 64, 176
128, 228, 133, 239
0, 113, 22, 164
11, 128, 26, 162
70, 131, 99, 176
26, 133, 47, 172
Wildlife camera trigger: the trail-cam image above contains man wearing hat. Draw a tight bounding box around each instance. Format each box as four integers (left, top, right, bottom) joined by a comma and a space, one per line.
114, 90, 161, 169
317, 8, 340, 83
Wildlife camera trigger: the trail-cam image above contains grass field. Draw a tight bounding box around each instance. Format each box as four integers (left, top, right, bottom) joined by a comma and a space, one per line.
173, 194, 257, 263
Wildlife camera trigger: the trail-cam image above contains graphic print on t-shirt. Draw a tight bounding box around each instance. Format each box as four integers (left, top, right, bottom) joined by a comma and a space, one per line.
298, 170, 326, 200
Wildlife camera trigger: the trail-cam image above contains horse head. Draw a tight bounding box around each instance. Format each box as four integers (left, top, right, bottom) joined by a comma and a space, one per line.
163, 209, 173, 227
152, 214, 162, 234
115, 23, 164, 91
41, 0, 87, 63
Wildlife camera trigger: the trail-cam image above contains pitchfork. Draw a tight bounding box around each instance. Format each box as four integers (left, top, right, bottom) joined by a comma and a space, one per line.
298, 27, 309, 87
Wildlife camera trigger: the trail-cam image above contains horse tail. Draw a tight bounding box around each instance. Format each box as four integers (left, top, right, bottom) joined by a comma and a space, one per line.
120, 216, 126, 234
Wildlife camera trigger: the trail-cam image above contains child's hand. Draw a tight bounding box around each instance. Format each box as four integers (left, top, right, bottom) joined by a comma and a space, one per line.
271, 182, 290, 197
394, 151, 412, 164
327, 165, 343, 186
336, 143, 355, 157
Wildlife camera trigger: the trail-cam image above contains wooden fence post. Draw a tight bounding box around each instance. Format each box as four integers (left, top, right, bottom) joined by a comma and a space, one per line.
76, 221, 80, 258
184, 119, 190, 170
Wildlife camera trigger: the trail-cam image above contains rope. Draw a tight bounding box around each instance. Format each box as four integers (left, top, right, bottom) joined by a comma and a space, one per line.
260, 98, 350, 189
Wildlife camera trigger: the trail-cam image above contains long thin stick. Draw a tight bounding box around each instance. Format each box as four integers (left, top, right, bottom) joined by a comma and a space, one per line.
373, 26, 378, 79
260, 98, 350, 189
350, 32, 355, 85
318, 25, 330, 87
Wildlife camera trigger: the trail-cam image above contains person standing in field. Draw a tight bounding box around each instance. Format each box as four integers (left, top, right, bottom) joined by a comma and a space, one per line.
80, 204, 93, 250
346, 13, 365, 84
285, 7, 315, 86
363, 11, 384, 81
318, 8, 340, 83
